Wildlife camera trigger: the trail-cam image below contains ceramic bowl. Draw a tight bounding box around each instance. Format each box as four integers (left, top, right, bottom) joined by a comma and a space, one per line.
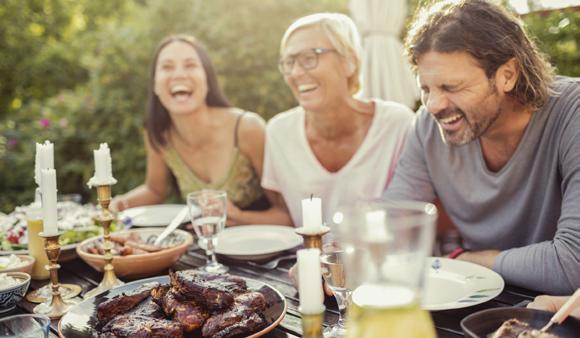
0, 255, 35, 275
0, 272, 31, 314
461, 307, 580, 338
76, 228, 193, 279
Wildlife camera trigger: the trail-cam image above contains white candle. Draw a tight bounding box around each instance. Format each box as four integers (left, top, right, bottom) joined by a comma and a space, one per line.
88, 143, 117, 187
94, 143, 112, 181
365, 210, 391, 242
40, 169, 58, 236
302, 197, 322, 232
297, 248, 324, 314
34, 141, 54, 186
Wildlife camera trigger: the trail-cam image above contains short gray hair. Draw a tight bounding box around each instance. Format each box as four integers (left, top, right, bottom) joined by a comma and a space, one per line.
280, 13, 363, 95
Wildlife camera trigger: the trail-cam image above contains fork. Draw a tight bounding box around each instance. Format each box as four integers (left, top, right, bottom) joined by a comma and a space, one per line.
247, 254, 297, 270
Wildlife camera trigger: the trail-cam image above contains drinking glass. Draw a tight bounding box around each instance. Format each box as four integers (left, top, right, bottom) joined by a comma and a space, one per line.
0, 314, 50, 338
187, 190, 228, 273
333, 200, 438, 338
320, 242, 351, 337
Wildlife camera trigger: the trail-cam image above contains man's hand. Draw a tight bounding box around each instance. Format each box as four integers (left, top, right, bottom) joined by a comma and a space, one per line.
456, 250, 500, 268
527, 293, 580, 319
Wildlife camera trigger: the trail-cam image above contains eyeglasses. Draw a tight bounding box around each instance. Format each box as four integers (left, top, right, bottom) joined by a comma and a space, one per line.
278, 48, 336, 75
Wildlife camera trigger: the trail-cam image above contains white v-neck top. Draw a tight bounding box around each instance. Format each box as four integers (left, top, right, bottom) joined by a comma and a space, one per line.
262, 99, 414, 227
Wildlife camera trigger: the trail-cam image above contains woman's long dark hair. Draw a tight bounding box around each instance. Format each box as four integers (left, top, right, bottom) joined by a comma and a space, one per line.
145, 34, 231, 151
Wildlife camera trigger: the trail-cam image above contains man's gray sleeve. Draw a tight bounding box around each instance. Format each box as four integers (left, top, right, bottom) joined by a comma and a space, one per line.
383, 116, 437, 203
493, 99, 580, 295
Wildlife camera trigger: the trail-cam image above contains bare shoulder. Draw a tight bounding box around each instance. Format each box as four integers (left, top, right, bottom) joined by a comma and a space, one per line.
236, 110, 266, 156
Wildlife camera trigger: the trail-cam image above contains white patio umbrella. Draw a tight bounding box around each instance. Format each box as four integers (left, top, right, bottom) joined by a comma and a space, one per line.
349, 0, 419, 108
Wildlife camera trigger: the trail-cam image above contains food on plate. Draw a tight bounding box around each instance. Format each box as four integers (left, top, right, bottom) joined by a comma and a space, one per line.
491, 319, 561, 338
0, 202, 119, 251
0, 273, 23, 290
84, 232, 164, 256
95, 270, 268, 338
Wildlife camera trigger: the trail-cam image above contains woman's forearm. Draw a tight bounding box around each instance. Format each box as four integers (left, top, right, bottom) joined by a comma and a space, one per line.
112, 185, 166, 211
228, 205, 293, 227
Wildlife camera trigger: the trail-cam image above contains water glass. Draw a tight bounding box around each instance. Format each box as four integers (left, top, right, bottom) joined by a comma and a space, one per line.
0, 314, 51, 338
187, 190, 228, 273
333, 200, 438, 338
320, 242, 351, 337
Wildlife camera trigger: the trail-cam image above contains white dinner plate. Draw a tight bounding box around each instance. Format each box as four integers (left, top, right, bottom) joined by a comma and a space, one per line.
422, 257, 504, 311
119, 204, 190, 227
200, 225, 302, 260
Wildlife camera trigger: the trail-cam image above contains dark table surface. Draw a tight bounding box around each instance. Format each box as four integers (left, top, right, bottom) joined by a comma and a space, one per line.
5, 245, 540, 338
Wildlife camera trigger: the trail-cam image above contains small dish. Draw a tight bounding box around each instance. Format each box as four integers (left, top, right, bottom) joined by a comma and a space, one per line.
76, 229, 193, 279
460, 307, 580, 338
199, 225, 302, 261
0, 255, 35, 275
0, 272, 31, 314
119, 204, 194, 227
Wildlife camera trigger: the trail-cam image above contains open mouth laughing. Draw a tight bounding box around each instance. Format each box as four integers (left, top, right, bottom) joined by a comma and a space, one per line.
170, 84, 193, 102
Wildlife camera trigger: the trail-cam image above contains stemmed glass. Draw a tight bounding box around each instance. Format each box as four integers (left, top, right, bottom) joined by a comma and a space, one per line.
0, 314, 51, 338
187, 190, 229, 273
320, 242, 351, 337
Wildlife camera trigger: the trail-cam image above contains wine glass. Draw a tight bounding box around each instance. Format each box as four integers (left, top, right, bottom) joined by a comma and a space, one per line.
0, 314, 51, 338
187, 190, 229, 273
320, 242, 351, 337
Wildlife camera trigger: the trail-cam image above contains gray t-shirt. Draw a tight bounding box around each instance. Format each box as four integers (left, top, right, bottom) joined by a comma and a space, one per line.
385, 77, 579, 294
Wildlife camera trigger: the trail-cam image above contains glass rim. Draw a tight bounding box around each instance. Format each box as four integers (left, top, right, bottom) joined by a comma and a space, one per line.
333, 199, 438, 230
0, 313, 51, 322
186, 189, 227, 199
351, 199, 437, 215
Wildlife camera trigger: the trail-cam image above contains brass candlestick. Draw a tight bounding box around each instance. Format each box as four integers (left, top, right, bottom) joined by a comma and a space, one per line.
84, 184, 124, 298
300, 306, 325, 338
295, 226, 330, 250
33, 232, 78, 319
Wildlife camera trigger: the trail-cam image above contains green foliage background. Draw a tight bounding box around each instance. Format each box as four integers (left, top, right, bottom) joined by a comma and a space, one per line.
0, 0, 578, 213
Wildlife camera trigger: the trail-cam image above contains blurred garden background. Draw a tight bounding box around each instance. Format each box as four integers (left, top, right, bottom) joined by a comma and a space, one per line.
0, 0, 578, 213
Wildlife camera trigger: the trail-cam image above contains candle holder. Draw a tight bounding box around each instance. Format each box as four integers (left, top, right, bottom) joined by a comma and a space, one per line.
33, 232, 78, 319
300, 306, 326, 338
84, 184, 124, 299
295, 226, 330, 250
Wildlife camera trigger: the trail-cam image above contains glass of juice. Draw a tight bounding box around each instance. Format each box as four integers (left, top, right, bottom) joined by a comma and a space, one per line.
333, 200, 438, 338
26, 207, 50, 281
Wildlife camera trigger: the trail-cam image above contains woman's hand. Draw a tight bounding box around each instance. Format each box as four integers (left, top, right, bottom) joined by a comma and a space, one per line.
226, 198, 242, 227
110, 195, 129, 213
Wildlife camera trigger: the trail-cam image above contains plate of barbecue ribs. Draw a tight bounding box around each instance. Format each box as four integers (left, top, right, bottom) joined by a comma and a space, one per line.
58, 269, 287, 338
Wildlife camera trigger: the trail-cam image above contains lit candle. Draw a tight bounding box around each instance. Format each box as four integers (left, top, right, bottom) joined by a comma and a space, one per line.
297, 248, 324, 314
301, 197, 322, 232
34, 141, 54, 186
88, 143, 117, 187
40, 169, 58, 236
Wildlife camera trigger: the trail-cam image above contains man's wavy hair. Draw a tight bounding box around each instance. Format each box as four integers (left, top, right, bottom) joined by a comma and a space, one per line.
405, 0, 555, 110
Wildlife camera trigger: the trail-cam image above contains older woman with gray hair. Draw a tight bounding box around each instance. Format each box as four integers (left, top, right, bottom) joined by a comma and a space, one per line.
227, 13, 414, 227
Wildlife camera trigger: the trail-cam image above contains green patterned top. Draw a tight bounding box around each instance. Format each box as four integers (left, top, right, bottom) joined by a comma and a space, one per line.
162, 114, 265, 209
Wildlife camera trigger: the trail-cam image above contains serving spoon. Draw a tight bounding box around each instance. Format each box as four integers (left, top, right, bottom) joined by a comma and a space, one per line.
538, 288, 580, 333
154, 206, 189, 246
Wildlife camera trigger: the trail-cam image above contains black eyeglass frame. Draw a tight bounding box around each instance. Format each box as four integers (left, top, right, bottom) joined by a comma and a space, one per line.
278, 48, 337, 75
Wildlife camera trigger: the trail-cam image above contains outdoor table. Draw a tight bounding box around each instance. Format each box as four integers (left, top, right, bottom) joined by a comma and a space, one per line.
8, 244, 540, 338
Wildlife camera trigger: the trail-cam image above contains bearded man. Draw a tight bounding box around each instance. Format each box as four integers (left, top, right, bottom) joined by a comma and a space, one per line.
385, 0, 579, 294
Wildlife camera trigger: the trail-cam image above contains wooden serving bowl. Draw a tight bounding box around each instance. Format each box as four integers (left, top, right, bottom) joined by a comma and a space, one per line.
76, 228, 193, 279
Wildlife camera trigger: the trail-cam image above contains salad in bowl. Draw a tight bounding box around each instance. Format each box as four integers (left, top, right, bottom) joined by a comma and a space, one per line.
0, 202, 121, 254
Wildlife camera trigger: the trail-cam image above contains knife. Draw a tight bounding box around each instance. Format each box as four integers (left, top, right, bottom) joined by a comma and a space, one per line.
154, 206, 189, 246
